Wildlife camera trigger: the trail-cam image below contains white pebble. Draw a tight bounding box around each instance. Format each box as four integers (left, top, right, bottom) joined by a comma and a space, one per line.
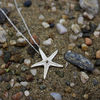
42, 22, 50, 28
24, 90, 30, 97
10, 40, 17, 46
69, 35, 77, 42
0, 2, 2, 4
59, 19, 66, 25
96, 24, 100, 31
71, 24, 80, 34
1, 63, 6, 69
70, 4, 75, 10
78, 32, 83, 37
83, 12, 94, 20
70, 82, 75, 87
56, 23, 67, 34
8, 3, 14, 7
43, 38, 53, 46
20, 81, 28, 86
17, 38, 26, 43
80, 72, 89, 83
0, 50, 3, 57
15, 64, 20, 68
16, 32, 22, 37
51, 3, 55, 7
38, 14, 44, 20
93, 31, 100, 37
14, 83, 21, 87
65, 62, 68, 68
92, 69, 100, 75
78, 16, 84, 25
10, 79, 14, 87
30, 69, 37, 76
24, 59, 31, 66
52, 7, 56, 12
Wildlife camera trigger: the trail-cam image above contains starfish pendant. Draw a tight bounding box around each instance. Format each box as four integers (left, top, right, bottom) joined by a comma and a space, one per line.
31, 48, 63, 79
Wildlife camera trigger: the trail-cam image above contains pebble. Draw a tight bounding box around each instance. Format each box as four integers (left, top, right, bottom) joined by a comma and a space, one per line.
64, 87, 72, 93
59, 19, 66, 25
83, 94, 89, 100
65, 51, 94, 71
20, 81, 28, 86
79, 0, 99, 15
14, 83, 21, 87
75, 4, 81, 11
21, 65, 28, 72
10, 79, 14, 87
15, 70, 21, 75
24, 90, 30, 97
8, 3, 14, 8
26, 75, 34, 82
93, 31, 100, 37
18, 25, 26, 33
12, 92, 23, 100
81, 25, 90, 33
43, 38, 53, 46
85, 38, 92, 46
78, 16, 84, 25
24, 59, 31, 66
4, 72, 12, 82
82, 33, 90, 38
92, 69, 100, 75
80, 72, 89, 83
42, 22, 50, 28
62, 15, 68, 20
55, 70, 64, 78
17, 38, 27, 46
71, 24, 80, 34
7, 84, 11, 90
50, 23, 55, 28
16, 32, 22, 37
30, 69, 37, 76
8, 32, 13, 37
50, 92, 62, 100
83, 12, 94, 20
69, 35, 77, 43
30, 35, 40, 45
52, 7, 57, 12
95, 59, 100, 66
85, 52, 89, 58
68, 43, 76, 50
70, 4, 75, 10
4, 92, 8, 98
65, 81, 70, 86
56, 23, 67, 34
40, 85, 46, 90
24, 1, 32, 7
72, 93, 76, 98
10, 40, 17, 46
0, 50, 3, 57
37, 78, 43, 84
70, 82, 75, 87
19, 58, 24, 64
96, 50, 100, 59
78, 32, 83, 37
38, 14, 44, 20
81, 44, 88, 51
3, 42, 8, 48
96, 24, 100, 31
0, 69, 5, 75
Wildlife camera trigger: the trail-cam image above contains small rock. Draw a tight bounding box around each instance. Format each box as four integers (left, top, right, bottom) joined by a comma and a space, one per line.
24, 1, 32, 7
65, 81, 70, 86
30, 35, 40, 45
59, 19, 66, 25
96, 50, 100, 59
65, 87, 72, 93
30, 69, 37, 76
72, 93, 76, 98
16, 32, 22, 37
70, 4, 75, 10
0, 69, 5, 75
78, 32, 83, 37
69, 35, 77, 43
82, 33, 90, 38
81, 44, 88, 51
83, 12, 94, 20
4, 92, 8, 98
85, 52, 89, 58
80, 72, 89, 83
24, 90, 30, 97
85, 38, 92, 46
92, 69, 100, 75
68, 43, 76, 50
42, 22, 50, 28
40, 85, 46, 90
43, 38, 53, 46
10, 40, 17, 46
95, 59, 100, 66
18, 25, 26, 33
93, 79, 98, 86
15, 70, 21, 76
16, 77, 25, 82
78, 16, 84, 25
26, 75, 34, 82
75, 4, 81, 11
71, 24, 80, 34
52, 7, 56, 12
20, 81, 28, 86
0, 50, 3, 57
3, 42, 8, 48
17, 38, 27, 46
93, 31, 100, 37
62, 15, 68, 20
38, 14, 44, 20
96, 24, 100, 31
37, 78, 43, 84
56, 23, 67, 34
8, 3, 14, 8
70, 82, 75, 87
12, 92, 23, 100
21, 65, 28, 72
83, 94, 89, 100
55, 70, 64, 78
50, 23, 55, 28
24, 59, 31, 66
10, 79, 14, 87
19, 58, 24, 64
11, 48, 21, 55
4, 72, 12, 82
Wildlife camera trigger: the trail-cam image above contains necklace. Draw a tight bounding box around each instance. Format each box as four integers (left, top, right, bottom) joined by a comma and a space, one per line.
0, 0, 63, 79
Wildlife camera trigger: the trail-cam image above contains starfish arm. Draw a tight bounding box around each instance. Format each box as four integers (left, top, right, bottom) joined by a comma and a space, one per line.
44, 63, 50, 79
39, 48, 47, 60
49, 61, 63, 67
31, 60, 44, 68
48, 50, 58, 61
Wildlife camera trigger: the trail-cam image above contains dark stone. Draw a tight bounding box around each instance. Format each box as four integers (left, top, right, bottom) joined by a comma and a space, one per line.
82, 33, 90, 38
0, 69, 5, 75
7, 84, 11, 90
26, 75, 34, 82
50, 23, 55, 28
24, 1, 32, 7
27, 45, 38, 58
55, 70, 64, 78
21, 65, 28, 72
15, 70, 21, 75
20, 87, 27, 92
65, 81, 70, 86
81, 27, 90, 33
93, 79, 97, 86
19, 58, 24, 64
95, 59, 100, 66
11, 48, 21, 55
40, 85, 46, 90
77, 44, 81, 48
89, 22, 97, 34
0, 8, 10, 24
0, 75, 3, 82
3, 51, 12, 63
4, 72, 12, 82
16, 77, 25, 82
69, 16, 75, 20
44, 5, 50, 10
75, 4, 81, 11
65, 51, 94, 71
18, 25, 26, 33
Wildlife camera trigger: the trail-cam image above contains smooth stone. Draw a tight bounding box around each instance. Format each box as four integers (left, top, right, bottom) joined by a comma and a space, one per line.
42, 22, 50, 28
43, 38, 53, 46
24, 90, 30, 96
4, 92, 8, 98
19, 58, 24, 64
30, 69, 37, 76
80, 71, 89, 83
78, 16, 84, 25
56, 23, 67, 34
65, 87, 72, 93
17, 38, 27, 46
50, 23, 55, 28
75, 4, 81, 11
20, 81, 28, 86
10, 79, 14, 87
0, 75, 3, 82
0, 50, 3, 57
40, 85, 46, 90
93, 31, 100, 37
96, 24, 100, 31
24, 1, 32, 7
92, 69, 100, 75
3, 42, 8, 48
26, 75, 34, 82
78, 32, 83, 37
81, 26, 90, 33
83, 12, 94, 20
68, 43, 76, 50
10, 54, 21, 62
52, 7, 56, 12
79, 0, 99, 15
24, 59, 31, 66
8, 3, 14, 7
12, 92, 23, 100
50, 92, 62, 100
15, 70, 21, 76
96, 50, 100, 59
8, 32, 13, 37
62, 15, 69, 20
81, 44, 88, 51
16, 32, 22, 37
65, 81, 70, 86
11, 48, 21, 55
83, 94, 89, 99
0, 69, 5, 75
70, 82, 75, 87
93, 79, 97, 86
16, 77, 25, 82
21, 65, 28, 72
71, 24, 80, 34
85, 38, 92, 46
10, 40, 16, 46
59, 19, 66, 25
95, 59, 100, 66
4, 72, 12, 82
55, 70, 64, 78
69, 35, 77, 43
65, 51, 94, 71
3, 51, 12, 63
38, 14, 44, 20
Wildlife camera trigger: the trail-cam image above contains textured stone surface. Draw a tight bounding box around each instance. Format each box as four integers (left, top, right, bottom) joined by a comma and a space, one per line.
65, 51, 94, 71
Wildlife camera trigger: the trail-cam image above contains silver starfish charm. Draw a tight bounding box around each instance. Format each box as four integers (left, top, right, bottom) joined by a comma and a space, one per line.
31, 48, 63, 79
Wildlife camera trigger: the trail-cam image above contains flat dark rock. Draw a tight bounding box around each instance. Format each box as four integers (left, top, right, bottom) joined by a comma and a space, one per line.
65, 51, 94, 71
